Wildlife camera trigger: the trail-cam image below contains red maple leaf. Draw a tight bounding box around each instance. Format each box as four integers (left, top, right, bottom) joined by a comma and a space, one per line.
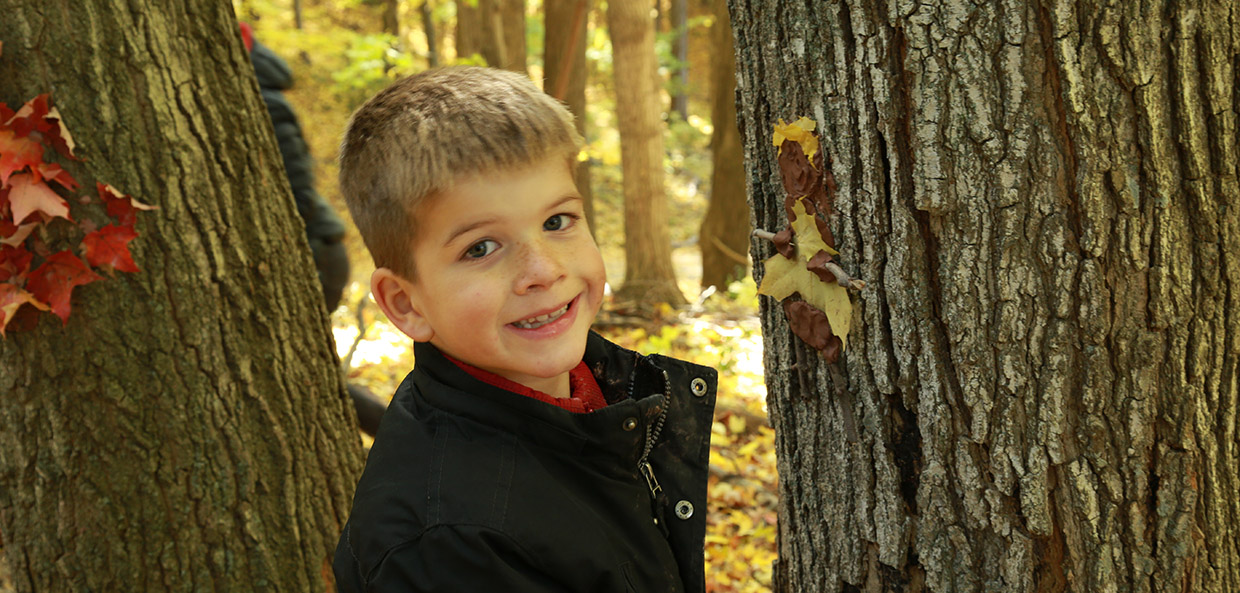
0, 127, 44, 186
82, 224, 140, 273
0, 245, 33, 282
98, 182, 157, 227
0, 219, 37, 248
6, 94, 76, 159
25, 250, 102, 323
0, 282, 49, 336
7, 173, 70, 224
34, 162, 79, 191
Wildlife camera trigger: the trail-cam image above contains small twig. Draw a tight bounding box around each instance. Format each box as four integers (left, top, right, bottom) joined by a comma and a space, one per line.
342, 288, 371, 372
752, 228, 867, 290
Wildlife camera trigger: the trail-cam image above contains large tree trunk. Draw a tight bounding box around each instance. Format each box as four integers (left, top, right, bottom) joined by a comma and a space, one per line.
0, 3, 364, 592
455, 0, 526, 72
607, 0, 686, 306
544, 0, 594, 230
729, 0, 1240, 592
697, 0, 747, 291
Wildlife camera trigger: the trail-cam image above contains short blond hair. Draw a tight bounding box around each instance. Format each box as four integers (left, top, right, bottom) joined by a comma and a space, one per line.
339, 66, 583, 278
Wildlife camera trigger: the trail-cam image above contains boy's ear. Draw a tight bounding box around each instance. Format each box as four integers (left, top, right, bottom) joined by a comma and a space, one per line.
370, 267, 434, 342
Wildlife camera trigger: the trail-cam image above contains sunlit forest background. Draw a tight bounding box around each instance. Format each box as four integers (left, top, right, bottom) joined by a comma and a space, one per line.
236, 0, 774, 591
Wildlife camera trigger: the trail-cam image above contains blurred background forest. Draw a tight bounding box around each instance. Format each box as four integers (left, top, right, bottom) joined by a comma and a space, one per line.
234, 0, 775, 590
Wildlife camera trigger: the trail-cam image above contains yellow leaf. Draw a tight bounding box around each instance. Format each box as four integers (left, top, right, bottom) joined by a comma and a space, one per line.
771, 116, 819, 161
789, 199, 838, 258
756, 253, 852, 349
737, 439, 762, 459
710, 450, 737, 474
727, 414, 746, 435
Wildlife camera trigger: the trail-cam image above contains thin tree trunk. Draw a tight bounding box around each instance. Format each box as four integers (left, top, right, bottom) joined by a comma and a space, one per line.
545, 0, 593, 230
669, 0, 689, 121
383, 0, 400, 37
729, 0, 1240, 592
698, 0, 746, 290
0, 3, 364, 591
607, 0, 686, 306
455, 0, 525, 72
422, 0, 440, 67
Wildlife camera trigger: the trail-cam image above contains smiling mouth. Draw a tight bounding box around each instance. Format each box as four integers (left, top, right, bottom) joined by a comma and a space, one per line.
512, 301, 571, 329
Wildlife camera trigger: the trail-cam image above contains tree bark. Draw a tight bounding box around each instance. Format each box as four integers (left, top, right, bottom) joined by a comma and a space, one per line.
729, 0, 1240, 592
607, 0, 686, 306
422, 0, 440, 67
545, 0, 594, 230
383, 0, 400, 37
455, 0, 526, 72
0, 3, 364, 592
669, 0, 689, 121
698, 0, 747, 291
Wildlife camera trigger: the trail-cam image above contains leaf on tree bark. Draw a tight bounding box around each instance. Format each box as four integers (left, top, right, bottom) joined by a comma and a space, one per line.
99, 183, 157, 227
0, 128, 44, 186
0, 220, 37, 248
6, 94, 76, 158
756, 252, 852, 350
0, 245, 33, 282
789, 199, 837, 260
782, 300, 842, 363
0, 282, 48, 336
8, 173, 70, 224
25, 251, 102, 323
772, 117, 819, 162
82, 224, 140, 273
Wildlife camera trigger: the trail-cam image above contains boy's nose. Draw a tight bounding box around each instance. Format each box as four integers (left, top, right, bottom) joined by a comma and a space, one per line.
513, 240, 566, 294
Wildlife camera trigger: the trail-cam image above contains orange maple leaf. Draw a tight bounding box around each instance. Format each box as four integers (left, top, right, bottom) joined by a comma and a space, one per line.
7, 173, 70, 224
0, 128, 44, 186
0, 282, 49, 336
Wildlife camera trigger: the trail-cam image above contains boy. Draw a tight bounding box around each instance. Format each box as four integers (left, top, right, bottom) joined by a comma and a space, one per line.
333, 66, 718, 592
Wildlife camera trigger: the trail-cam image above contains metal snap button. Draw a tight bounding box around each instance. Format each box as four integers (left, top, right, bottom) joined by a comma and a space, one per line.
690, 378, 707, 397
622, 417, 638, 431
675, 500, 694, 519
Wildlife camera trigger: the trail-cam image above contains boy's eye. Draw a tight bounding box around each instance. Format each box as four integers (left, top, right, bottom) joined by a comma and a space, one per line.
543, 214, 574, 231
463, 239, 498, 259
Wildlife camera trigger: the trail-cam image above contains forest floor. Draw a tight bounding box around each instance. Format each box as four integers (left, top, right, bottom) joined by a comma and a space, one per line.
334, 246, 779, 593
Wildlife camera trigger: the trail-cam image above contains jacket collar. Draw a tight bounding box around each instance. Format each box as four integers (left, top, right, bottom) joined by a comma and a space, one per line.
409, 332, 670, 459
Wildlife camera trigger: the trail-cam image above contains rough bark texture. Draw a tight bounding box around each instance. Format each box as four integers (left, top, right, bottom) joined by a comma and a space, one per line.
607, 0, 687, 306
0, 3, 365, 591
544, 0, 595, 230
728, 0, 1240, 592
698, 0, 748, 291
456, 0, 526, 72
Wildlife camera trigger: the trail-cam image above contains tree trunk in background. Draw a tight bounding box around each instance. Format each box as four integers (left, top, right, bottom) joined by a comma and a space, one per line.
607, 0, 686, 306
383, 0, 400, 37
422, 0, 440, 67
729, 0, 1240, 592
0, 3, 364, 592
294, 0, 303, 29
697, 0, 746, 291
669, 0, 689, 121
455, 0, 526, 72
545, 0, 594, 230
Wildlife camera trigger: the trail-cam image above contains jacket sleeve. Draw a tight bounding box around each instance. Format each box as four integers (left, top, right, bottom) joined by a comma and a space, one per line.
360, 525, 574, 593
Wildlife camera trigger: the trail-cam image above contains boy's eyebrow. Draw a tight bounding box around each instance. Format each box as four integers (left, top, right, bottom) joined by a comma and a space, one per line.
444, 217, 499, 247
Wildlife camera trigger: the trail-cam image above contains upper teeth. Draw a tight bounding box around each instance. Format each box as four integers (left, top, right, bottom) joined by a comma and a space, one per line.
514, 303, 569, 329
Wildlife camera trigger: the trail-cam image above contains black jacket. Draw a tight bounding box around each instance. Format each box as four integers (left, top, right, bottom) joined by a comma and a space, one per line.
334, 332, 718, 592
249, 40, 345, 243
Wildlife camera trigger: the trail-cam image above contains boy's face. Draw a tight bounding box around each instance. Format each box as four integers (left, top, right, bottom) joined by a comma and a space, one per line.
377, 155, 605, 398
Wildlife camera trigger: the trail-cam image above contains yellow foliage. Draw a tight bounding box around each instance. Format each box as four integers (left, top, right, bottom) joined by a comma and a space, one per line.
771, 116, 819, 162
789, 200, 838, 258
757, 252, 852, 349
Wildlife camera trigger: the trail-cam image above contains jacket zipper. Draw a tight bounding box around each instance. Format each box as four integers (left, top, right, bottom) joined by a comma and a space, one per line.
636, 369, 670, 501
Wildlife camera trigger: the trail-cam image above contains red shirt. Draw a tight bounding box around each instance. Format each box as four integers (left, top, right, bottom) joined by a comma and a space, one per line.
445, 357, 608, 414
